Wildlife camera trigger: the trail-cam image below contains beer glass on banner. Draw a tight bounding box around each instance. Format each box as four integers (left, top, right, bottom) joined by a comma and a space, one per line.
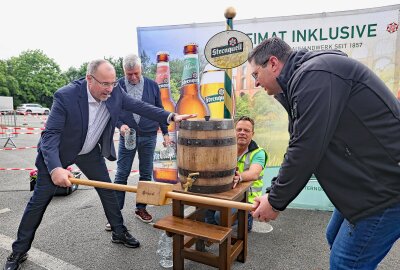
200, 63, 225, 119
175, 43, 210, 119
153, 51, 178, 184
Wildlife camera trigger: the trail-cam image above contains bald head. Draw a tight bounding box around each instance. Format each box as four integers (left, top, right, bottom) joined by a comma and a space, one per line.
87, 59, 116, 77
86, 59, 117, 102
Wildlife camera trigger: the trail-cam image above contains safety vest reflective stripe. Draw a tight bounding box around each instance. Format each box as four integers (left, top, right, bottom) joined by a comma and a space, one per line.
238, 147, 267, 204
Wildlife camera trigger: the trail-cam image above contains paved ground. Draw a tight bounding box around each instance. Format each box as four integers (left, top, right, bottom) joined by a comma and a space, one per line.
0, 115, 399, 269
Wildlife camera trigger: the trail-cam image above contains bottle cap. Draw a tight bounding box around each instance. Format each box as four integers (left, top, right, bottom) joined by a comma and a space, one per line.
184, 43, 198, 54
156, 51, 170, 62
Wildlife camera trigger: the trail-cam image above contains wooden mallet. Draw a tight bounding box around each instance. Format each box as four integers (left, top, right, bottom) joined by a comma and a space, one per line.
69, 178, 254, 211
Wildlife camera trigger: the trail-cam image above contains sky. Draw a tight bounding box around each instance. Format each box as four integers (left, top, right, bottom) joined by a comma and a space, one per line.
1, 0, 399, 71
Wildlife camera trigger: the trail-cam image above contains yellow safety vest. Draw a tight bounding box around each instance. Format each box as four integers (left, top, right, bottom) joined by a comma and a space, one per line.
237, 147, 267, 204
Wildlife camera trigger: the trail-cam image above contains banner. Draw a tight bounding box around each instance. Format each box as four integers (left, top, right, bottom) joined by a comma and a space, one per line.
139, 5, 400, 167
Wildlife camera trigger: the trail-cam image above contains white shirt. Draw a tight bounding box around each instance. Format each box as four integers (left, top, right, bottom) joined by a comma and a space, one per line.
78, 86, 110, 155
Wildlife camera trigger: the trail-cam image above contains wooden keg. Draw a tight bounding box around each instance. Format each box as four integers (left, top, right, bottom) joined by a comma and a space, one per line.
177, 119, 237, 193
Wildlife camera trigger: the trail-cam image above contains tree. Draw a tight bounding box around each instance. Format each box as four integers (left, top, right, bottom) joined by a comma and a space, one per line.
63, 63, 88, 83
169, 59, 184, 102
140, 50, 152, 77
8, 50, 67, 107
64, 57, 123, 83
235, 93, 251, 118
0, 60, 10, 96
105, 57, 123, 78
0, 60, 20, 102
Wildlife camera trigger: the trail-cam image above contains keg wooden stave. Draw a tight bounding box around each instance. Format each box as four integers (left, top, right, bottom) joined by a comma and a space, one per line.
177, 119, 237, 193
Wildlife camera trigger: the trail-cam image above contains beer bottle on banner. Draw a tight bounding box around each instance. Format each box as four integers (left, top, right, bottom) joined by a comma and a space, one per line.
175, 43, 210, 118
156, 52, 176, 131
153, 51, 178, 184
200, 63, 225, 119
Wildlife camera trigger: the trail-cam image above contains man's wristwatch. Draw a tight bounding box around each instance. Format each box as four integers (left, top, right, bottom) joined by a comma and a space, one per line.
170, 113, 176, 122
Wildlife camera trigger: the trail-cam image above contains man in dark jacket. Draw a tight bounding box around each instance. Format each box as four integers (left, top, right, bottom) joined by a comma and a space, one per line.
106, 54, 171, 229
249, 37, 400, 269
3, 59, 195, 270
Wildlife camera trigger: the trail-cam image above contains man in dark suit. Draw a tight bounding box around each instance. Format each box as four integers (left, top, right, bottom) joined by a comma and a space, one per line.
3, 59, 195, 270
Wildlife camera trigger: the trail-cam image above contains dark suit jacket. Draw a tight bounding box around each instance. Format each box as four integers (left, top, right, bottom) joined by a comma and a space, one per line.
38, 78, 171, 174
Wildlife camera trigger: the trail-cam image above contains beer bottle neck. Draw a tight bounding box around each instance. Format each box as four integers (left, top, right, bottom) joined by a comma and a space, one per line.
160, 88, 173, 99
180, 84, 201, 96
181, 54, 200, 88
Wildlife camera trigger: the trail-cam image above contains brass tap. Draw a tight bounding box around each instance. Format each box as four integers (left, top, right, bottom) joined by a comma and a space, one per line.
182, 172, 199, 192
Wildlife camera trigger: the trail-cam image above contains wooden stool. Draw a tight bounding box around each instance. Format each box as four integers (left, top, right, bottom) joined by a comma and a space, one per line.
154, 215, 232, 269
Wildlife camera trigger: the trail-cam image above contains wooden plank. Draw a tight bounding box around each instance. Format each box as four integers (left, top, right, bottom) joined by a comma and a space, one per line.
183, 236, 196, 248
154, 216, 231, 243
173, 234, 184, 270
182, 248, 219, 268
229, 240, 243, 263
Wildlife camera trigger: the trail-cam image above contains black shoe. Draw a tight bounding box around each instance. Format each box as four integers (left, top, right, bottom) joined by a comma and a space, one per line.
111, 230, 140, 248
3, 252, 28, 270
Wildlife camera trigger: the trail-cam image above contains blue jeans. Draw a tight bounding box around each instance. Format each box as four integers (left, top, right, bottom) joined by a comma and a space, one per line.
114, 134, 156, 210
12, 146, 126, 254
326, 203, 400, 270
205, 209, 253, 232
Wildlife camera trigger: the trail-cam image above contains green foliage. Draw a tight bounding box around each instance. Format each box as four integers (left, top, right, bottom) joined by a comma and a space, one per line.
7, 50, 67, 107
0, 60, 20, 100
105, 56, 124, 79
170, 78, 180, 102
63, 63, 88, 83
169, 59, 185, 103
235, 93, 251, 119
0, 60, 9, 96
140, 50, 152, 76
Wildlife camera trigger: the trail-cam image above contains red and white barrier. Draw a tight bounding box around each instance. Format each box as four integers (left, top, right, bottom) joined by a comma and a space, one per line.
0, 131, 41, 135
2, 127, 45, 131
0, 168, 36, 171
0, 146, 37, 151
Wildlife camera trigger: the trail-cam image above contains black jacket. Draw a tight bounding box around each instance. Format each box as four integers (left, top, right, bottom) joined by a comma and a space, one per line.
269, 49, 400, 223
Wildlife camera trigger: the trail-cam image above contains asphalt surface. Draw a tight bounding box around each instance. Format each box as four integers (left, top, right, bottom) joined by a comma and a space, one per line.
0, 115, 399, 270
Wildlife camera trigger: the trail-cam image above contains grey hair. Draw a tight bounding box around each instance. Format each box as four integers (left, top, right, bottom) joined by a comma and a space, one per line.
123, 54, 142, 70
86, 59, 109, 75
248, 37, 292, 66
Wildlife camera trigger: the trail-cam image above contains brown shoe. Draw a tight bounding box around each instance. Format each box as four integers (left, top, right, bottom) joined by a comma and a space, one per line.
135, 208, 153, 223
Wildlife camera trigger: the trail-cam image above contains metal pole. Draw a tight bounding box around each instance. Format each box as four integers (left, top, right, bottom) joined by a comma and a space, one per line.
223, 7, 236, 119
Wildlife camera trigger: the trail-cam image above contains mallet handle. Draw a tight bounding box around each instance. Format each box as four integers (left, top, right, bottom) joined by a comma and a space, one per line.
166, 191, 254, 211
69, 177, 138, 193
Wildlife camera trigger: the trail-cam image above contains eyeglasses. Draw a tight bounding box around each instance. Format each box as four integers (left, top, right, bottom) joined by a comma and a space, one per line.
90, 75, 119, 88
251, 58, 269, 80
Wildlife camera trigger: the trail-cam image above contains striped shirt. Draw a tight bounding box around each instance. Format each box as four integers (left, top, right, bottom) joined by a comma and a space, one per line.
125, 76, 144, 124
78, 86, 110, 155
